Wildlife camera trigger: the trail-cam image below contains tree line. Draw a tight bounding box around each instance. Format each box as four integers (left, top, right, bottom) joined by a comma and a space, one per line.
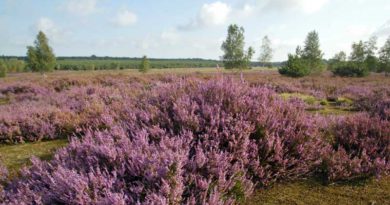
1, 28, 390, 78
220, 24, 390, 78
0, 32, 220, 76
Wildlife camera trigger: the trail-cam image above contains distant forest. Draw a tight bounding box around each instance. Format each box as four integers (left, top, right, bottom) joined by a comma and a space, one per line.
0, 56, 283, 72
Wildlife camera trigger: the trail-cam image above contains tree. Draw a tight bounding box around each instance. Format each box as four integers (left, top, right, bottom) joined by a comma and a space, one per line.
379, 36, 390, 75
332, 41, 370, 77
221, 24, 254, 81
0, 60, 7, 78
244, 47, 255, 70
350, 41, 366, 63
259, 36, 273, 68
279, 46, 310, 77
364, 36, 378, 57
139, 55, 150, 73
332, 61, 369, 77
302, 31, 324, 72
364, 36, 379, 72
27, 31, 56, 73
295, 46, 304, 57
333, 51, 347, 62
328, 51, 347, 71
221, 24, 246, 70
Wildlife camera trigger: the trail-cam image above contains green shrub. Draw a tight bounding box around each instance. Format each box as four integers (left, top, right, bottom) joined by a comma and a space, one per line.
0, 60, 7, 78
332, 62, 369, 77
279, 54, 310, 77
320, 100, 329, 106
0, 69, 6, 78
365, 55, 379, 72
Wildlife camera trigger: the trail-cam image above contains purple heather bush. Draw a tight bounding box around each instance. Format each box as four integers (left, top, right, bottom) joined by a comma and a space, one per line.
0, 162, 7, 202
0, 77, 389, 204
1, 78, 327, 204
0, 83, 51, 103
322, 113, 390, 181
338, 85, 390, 116
0, 82, 139, 143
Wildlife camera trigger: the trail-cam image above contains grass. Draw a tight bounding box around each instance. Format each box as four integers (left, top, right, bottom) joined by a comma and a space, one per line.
280, 93, 355, 115
280, 93, 318, 105
0, 139, 68, 175
0, 98, 8, 105
0, 67, 271, 82
248, 177, 390, 205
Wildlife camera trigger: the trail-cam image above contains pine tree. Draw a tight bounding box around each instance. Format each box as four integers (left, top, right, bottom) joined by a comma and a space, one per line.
27, 31, 56, 74
139, 55, 150, 73
279, 46, 310, 77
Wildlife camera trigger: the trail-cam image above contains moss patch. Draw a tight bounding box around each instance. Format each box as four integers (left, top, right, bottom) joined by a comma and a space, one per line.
0, 139, 68, 175
0, 97, 9, 105
248, 177, 390, 205
280, 93, 355, 115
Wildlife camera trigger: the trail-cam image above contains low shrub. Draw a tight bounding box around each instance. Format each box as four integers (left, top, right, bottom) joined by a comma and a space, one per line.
321, 114, 390, 182
332, 62, 369, 77
279, 54, 310, 77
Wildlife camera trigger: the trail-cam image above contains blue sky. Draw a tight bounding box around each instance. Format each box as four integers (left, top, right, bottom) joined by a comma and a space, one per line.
0, 0, 389, 61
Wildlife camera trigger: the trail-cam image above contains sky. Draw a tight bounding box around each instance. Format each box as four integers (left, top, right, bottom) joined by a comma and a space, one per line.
0, 0, 390, 61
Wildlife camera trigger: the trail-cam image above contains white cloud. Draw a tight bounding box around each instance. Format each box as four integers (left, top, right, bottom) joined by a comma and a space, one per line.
259, 0, 329, 14
238, 4, 255, 17
374, 19, 390, 37
112, 9, 138, 27
34, 17, 64, 41
65, 0, 98, 15
199, 2, 231, 26
296, 0, 329, 14
36, 18, 57, 33
344, 25, 374, 39
179, 1, 231, 30
161, 30, 180, 45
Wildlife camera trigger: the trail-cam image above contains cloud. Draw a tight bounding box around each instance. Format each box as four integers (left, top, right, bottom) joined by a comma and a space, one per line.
295, 0, 329, 14
179, 1, 231, 30
34, 17, 65, 41
35, 18, 57, 33
177, 0, 329, 30
256, 0, 329, 14
373, 19, 390, 37
112, 9, 138, 27
344, 25, 374, 39
236, 4, 255, 17
136, 36, 159, 50
199, 2, 231, 26
161, 29, 180, 45
65, 0, 99, 15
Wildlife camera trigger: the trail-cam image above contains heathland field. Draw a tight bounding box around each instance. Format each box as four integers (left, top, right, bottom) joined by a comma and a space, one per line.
0, 68, 389, 204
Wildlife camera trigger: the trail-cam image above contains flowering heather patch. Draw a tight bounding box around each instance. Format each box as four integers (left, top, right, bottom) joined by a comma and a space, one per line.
0, 78, 327, 204
322, 114, 390, 182
0, 80, 140, 143
0, 76, 389, 204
